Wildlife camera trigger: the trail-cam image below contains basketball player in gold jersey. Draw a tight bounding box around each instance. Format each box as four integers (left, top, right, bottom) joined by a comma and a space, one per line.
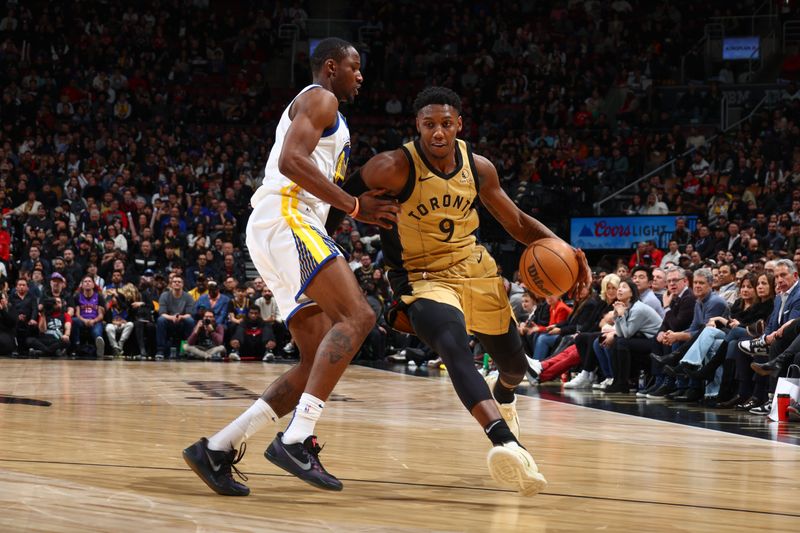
333, 87, 590, 495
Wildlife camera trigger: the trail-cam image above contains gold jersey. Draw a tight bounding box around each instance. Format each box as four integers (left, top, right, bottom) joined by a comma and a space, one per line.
382, 138, 480, 276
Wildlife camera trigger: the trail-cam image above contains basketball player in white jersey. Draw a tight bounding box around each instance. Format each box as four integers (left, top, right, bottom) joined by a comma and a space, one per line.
183, 38, 399, 495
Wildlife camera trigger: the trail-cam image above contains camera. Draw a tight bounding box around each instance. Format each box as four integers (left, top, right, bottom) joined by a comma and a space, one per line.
203, 318, 212, 326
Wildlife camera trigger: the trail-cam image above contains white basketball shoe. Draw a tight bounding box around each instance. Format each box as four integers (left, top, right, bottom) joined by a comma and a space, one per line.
487, 441, 548, 496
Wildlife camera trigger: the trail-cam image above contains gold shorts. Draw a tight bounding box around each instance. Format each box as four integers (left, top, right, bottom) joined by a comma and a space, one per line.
399, 245, 513, 335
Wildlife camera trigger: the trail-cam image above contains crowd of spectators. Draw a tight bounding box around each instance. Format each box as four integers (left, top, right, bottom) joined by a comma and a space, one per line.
0, 0, 798, 386
518, 256, 800, 422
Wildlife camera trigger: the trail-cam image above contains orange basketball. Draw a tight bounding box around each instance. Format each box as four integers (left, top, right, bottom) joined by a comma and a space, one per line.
519, 237, 579, 298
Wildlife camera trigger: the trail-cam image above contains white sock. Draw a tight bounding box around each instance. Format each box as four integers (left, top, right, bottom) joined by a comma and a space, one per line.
281, 393, 325, 445
207, 398, 278, 452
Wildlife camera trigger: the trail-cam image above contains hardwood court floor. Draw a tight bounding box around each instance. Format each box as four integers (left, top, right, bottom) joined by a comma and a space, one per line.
1, 360, 799, 532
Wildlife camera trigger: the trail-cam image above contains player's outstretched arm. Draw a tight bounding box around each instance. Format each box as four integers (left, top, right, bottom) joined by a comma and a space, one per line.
474, 154, 591, 295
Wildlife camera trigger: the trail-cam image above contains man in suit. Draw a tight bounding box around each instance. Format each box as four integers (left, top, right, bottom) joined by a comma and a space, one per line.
643, 267, 699, 398
740, 259, 800, 372
658, 268, 730, 402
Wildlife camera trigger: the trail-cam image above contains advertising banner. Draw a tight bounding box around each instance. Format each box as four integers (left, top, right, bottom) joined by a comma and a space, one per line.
570, 215, 697, 250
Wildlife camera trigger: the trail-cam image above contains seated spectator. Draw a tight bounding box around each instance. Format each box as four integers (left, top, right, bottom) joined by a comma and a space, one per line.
0, 291, 17, 356
561, 274, 620, 388
9, 278, 37, 353
649, 268, 729, 401
133, 271, 159, 359
185, 309, 227, 361
531, 284, 601, 361
631, 266, 665, 318
254, 285, 291, 354
132, 240, 160, 280
716, 263, 739, 305
663, 272, 774, 406
156, 276, 196, 360
229, 305, 277, 362
105, 283, 136, 357
72, 275, 107, 358
731, 259, 800, 412
196, 279, 230, 328
226, 285, 250, 336
593, 278, 663, 392
27, 297, 71, 357
188, 273, 209, 301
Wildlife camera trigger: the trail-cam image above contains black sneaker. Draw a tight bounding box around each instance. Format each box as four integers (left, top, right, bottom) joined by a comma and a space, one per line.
182, 438, 250, 496
738, 336, 768, 357
265, 432, 343, 491
646, 382, 676, 400
636, 379, 657, 398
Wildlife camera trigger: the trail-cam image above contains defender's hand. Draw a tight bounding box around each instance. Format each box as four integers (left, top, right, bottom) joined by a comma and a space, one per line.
355, 189, 400, 229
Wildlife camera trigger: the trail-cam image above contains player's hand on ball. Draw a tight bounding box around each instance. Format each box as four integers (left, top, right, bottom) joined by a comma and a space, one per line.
568, 248, 591, 298
356, 189, 400, 229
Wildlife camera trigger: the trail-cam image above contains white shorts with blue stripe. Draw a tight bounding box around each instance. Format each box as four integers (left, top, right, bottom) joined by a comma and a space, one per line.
246, 187, 342, 324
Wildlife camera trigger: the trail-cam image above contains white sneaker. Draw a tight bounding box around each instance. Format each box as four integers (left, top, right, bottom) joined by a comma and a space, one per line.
283, 342, 295, 353
525, 355, 543, 376
95, 337, 106, 359
564, 371, 594, 389
487, 442, 548, 496
485, 374, 520, 438
228, 352, 240, 362
262, 350, 275, 362
592, 377, 613, 391
386, 351, 406, 362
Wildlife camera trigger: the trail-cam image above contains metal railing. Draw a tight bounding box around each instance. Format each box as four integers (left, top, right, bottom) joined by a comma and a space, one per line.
745, 31, 771, 83
784, 20, 800, 52
278, 24, 299, 86
306, 18, 365, 38
680, 23, 723, 83
593, 95, 769, 215
709, 0, 778, 34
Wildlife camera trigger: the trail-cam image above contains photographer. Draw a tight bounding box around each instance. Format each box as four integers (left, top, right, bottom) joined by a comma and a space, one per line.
184, 309, 227, 361
27, 297, 71, 357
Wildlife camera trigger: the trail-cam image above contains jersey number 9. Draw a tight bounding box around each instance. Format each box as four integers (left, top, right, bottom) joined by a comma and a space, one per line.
438, 218, 454, 242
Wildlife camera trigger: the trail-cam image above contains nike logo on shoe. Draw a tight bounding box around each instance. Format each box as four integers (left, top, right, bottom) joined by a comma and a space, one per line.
205, 448, 222, 473
285, 448, 312, 470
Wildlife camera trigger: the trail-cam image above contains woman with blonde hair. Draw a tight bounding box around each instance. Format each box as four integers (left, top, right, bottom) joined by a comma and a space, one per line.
105, 283, 138, 357
530, 274, 619, 386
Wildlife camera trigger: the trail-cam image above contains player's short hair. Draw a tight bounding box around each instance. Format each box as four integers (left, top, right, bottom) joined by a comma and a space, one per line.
310, 37, 354, 72
413, 86, 462, 115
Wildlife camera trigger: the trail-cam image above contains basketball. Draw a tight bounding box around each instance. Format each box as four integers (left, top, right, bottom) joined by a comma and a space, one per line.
519, 238, 579, 298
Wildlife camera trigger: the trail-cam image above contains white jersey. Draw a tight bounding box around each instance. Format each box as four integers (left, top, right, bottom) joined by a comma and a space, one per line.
250, 84, 351, 225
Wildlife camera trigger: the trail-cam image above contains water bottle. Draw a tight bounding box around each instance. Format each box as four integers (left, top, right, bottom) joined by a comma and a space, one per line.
170, 346, 177, 359
638, 370, 647, 391
482, 353, 490, 375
